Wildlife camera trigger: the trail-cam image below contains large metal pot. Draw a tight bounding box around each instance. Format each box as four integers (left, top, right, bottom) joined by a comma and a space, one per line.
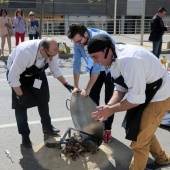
68, 94, 104, 146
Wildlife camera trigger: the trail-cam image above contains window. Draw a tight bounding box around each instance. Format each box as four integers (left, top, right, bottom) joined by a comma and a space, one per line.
8, 0, 36, 8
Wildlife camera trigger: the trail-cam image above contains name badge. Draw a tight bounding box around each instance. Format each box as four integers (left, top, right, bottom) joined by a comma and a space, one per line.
33, 79, 42, 89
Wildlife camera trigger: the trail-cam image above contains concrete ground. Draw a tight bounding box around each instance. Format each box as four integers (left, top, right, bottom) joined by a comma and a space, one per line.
0, 34, 170, 170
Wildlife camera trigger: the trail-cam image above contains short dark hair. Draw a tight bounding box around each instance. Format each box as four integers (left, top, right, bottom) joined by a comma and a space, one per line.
88, 34, 116, 59
158, 7, 167, 13
87, 34, 112, 53
0, 8, 7, 16
67, 23, 88, 39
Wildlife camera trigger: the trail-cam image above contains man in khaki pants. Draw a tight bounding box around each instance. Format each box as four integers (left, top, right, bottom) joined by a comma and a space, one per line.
87, 34, 170, 170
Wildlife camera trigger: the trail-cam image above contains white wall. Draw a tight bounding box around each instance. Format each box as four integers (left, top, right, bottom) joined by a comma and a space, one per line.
127, 0, 143, 16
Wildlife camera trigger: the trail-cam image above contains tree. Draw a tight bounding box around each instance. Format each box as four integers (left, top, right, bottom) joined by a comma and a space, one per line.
39, 0, 44, 39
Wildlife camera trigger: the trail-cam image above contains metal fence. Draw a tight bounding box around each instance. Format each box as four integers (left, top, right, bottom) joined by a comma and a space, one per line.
26, 18, 170, 36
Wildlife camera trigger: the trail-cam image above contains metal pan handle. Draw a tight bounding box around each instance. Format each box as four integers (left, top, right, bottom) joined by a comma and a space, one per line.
66, 99, 70, 110
66, 90, 82, 110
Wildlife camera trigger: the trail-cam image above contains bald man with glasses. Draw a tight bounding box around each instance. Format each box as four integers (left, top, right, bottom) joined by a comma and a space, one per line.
7, 38, 73, 148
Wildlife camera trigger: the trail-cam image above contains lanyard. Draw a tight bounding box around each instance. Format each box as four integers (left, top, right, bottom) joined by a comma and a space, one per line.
34, 42, 47, 79
39, 60, 47, 79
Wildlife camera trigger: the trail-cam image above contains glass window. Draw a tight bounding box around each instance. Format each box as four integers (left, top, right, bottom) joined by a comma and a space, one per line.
8, 0, 36, 8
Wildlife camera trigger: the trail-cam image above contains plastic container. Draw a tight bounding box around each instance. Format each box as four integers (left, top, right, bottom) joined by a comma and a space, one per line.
161, 56, 167, 68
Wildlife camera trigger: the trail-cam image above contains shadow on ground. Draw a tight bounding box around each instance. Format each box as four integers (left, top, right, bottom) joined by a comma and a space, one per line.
20, 145, 48, 170
31, 136, 138, 170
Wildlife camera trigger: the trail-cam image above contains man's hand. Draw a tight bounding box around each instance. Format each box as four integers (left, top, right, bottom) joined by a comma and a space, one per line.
80, 89, 89, 99
166, 26, 170, 30
16, 94, 28, 107
91, 105, 114, 122
64, 83, 74, 92
72, 87, 80, 96
5, 23, 9, 27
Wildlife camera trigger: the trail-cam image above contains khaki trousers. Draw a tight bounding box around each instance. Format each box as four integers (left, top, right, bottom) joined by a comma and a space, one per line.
1, 34, 11, 55
129, 97, 170, 170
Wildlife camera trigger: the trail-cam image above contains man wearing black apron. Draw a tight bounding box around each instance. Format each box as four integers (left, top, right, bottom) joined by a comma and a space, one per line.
87, 34, 170, 170
7, 38, 73, 148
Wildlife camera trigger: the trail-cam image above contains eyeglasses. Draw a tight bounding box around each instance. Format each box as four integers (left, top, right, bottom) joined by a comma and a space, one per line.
30, 15, 34, 16
2, 11, 6, 13
43, 48, 57, 58
44, 48, 51, 58
74, 36, 84, 44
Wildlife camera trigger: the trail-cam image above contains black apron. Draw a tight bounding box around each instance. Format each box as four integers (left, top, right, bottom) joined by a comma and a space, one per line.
113, 75, 162, 141
12, 62, 49, 109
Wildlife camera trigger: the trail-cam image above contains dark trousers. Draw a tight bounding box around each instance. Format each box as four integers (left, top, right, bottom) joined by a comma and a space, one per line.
15, 103, 52, 136
152, 37, 162, 59
89, 71, 114, 130
29, 33, 38, 40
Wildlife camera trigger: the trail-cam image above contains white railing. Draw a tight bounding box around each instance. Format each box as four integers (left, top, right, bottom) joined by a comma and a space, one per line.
26, 18, 170, 36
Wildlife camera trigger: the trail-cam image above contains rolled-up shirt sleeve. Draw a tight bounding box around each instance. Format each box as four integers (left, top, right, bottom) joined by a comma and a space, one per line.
49, 54, 63, 78
120, 57, 146, 104
114, 83, 128, 92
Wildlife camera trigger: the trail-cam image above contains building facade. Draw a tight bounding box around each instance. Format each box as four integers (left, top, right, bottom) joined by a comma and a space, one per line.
0, 0, 170, 34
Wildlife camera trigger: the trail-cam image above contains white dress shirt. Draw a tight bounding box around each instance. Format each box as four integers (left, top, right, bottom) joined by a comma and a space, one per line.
110, 44, 170, 104
7, 40, 63, 87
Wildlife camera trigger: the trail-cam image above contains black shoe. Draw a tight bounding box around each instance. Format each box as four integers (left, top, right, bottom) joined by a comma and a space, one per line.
43, 125, 60, 135
22, 135, 32, 148
145, 161, 170, 170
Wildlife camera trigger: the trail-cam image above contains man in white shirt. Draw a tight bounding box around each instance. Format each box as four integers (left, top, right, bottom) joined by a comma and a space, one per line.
87, 34, 170, 170
7, 38, 73, 148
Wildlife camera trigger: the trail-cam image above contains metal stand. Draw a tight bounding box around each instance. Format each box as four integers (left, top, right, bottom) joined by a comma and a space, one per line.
59, 127, 102, 147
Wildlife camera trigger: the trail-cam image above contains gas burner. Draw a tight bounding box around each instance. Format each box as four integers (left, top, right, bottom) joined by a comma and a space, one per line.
59, 127, 101, 161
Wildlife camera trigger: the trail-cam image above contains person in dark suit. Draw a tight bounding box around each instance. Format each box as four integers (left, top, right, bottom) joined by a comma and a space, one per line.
149, 7, 170, 58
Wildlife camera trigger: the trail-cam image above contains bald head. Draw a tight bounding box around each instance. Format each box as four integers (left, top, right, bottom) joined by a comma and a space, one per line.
41, 38, 58, 52
40, 38, 58, 60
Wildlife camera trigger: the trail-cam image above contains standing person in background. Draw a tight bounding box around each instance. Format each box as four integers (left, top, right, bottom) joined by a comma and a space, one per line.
28, 11, 39, 40
149, 7, 170, 58
67, 23, 116, 143
0, 8, 12, 56
13, 9, 26, 46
